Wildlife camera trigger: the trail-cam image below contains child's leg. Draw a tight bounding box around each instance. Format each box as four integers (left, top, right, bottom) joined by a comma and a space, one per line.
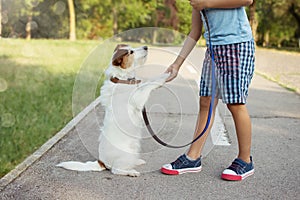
222, 103, 254, 181
160, 96, 218, 175
227, 104, 252, 163
187, 96, 218, 160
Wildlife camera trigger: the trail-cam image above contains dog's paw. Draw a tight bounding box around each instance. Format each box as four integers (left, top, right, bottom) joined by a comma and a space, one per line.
127, 170, 141, 177
111, 168, 141, 177
135, 159, 146, 166
153, 73, 169, 84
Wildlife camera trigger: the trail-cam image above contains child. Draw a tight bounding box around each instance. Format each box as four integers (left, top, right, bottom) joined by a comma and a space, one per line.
161, 0, 255, 181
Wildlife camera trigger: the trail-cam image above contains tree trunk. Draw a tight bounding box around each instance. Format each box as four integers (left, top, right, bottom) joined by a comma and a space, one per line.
26, 13, 32, 40
112, 7, 118, 35
68, 0, 76, 41
165, 0, 178, 30
263, 30, 270, 47
0, 0, 2, 38
289, 3, 300, 39
249, 0, 258, 42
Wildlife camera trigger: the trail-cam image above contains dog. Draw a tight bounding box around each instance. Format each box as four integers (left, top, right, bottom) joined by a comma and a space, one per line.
57, 44, 169, 176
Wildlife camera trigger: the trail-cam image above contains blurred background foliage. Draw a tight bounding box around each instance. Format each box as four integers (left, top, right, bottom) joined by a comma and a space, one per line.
1, 0, 299, 48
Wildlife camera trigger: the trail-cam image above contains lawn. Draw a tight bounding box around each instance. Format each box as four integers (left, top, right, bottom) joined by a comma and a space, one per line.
0, 39, 109, 178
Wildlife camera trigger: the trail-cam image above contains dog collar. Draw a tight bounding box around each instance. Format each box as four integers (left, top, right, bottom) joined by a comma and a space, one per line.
110, 77, 141, 85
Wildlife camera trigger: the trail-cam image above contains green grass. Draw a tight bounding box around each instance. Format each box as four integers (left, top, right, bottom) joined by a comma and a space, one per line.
0, 39, 111, 178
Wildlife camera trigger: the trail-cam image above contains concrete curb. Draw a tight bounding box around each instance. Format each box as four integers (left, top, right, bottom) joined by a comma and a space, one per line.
0, 96, 102, 191
255, 70, 299, 95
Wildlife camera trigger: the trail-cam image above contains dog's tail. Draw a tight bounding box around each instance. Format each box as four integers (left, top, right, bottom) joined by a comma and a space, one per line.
56, 161, 106, 172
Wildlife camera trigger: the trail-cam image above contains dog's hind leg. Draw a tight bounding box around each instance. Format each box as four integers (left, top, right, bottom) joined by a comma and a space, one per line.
111, 158, 145, 176
110, 156, 142, 177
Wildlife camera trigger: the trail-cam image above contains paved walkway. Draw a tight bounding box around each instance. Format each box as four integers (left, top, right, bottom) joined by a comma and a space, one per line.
0, 47, 299, 200
255, 48, 300, 94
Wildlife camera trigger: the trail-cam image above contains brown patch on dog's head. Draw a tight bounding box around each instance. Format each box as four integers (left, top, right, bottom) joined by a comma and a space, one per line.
112, 44, 131, 67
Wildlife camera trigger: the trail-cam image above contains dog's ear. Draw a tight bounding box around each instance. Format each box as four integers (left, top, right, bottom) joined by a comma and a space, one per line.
113, 44, 128, 52
112, 44, 129, 67
112, 49, 128, 66
112, 55, 123, 66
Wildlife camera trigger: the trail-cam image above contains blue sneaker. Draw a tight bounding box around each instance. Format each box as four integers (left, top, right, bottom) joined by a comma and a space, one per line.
221, 156, 254, 181
161, 154, 202, 175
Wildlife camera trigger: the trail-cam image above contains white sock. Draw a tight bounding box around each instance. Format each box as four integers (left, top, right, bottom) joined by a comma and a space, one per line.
185, 153, 198, 161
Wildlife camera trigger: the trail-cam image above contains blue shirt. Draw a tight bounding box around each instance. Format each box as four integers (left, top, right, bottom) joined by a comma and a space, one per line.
201, 7, 253, 45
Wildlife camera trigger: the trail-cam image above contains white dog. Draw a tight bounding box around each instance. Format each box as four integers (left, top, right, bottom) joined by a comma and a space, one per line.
57, 44, 169, 176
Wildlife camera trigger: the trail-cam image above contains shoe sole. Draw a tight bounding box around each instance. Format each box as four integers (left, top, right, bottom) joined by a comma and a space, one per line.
161, 166, 202, 175
221, 169, 254, 181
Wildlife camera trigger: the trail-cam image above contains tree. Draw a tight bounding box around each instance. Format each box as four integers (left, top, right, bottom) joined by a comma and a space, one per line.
176, 0, 192, 35
255, 0, 300, 47
249, 0, 258, 42
0, 0, 2, 38
75, 0, 113, 39
67, 0, 76, 40
288, 1, 300, 40
76, 0, 157, 39
23, 0, 43, 40
116, 0, 156, 31
25, 10, 32, 40
1, 0, 299, 47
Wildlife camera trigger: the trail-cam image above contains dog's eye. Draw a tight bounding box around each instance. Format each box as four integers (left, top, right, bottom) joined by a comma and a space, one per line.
129, 50, 134, 54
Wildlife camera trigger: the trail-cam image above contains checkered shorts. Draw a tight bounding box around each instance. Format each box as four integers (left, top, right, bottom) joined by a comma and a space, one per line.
200, 40, 255, 104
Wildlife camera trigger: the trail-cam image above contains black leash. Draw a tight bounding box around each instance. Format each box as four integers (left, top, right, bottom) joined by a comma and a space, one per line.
142, 10, 216, 148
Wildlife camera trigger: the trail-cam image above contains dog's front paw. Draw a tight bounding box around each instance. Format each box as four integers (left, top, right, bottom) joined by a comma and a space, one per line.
153, 73, 170, 83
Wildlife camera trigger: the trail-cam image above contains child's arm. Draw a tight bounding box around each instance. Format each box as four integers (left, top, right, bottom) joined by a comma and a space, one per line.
175, 8, 203, 66
165, 9, 203, 82
190, 0, 253, 10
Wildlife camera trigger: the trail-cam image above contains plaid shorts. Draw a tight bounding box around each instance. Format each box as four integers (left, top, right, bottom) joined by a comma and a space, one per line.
200, 40, 255, 104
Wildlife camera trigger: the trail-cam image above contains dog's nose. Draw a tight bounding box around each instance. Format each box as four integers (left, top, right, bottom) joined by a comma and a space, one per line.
143, 46, 148, 50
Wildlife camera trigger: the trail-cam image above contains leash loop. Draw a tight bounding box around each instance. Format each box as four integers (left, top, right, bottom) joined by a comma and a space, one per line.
143, 10, 216, 148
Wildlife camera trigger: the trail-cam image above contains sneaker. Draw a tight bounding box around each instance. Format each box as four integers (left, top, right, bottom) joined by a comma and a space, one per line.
161, 154, 202, 175
221, 156, 254, 181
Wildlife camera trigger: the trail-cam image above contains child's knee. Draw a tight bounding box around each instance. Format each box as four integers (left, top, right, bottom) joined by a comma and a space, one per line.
226, 103, 246, 113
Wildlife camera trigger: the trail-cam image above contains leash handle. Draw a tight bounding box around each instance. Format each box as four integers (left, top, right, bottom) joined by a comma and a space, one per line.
142, 10, 216, 148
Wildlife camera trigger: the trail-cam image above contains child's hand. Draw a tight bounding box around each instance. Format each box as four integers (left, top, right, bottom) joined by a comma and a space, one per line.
189, 0, 206, 11
165, 64, 180, 82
